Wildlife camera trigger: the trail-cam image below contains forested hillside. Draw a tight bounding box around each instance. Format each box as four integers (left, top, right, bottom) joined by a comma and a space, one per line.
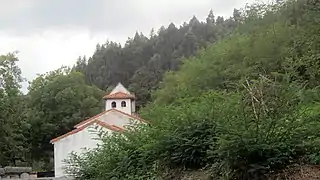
66, 0, 320, 179
0, 62, 104, 170
0, 5, 241, 170
73, 10, 240, 108
0, 0, 319, 179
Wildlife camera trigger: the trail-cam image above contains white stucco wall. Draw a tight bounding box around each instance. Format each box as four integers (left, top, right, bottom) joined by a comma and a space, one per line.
105, 99, 132, 114
53, 83, 143, 178
100, 110, 139, 128
53, 123, 111, 178
131, 100, 136, 113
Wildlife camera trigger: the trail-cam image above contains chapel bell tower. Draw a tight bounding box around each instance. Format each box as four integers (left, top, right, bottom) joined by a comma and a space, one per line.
103, 82, 136, 115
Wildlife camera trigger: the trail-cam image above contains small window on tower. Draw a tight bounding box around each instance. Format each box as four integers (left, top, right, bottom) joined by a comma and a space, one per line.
121, 101, 126, 107
111, 101, 116, 108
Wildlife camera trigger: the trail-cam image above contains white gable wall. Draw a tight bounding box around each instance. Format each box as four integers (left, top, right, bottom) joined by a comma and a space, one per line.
131, 100, 136, 113
52, 82, 145, 178
77, 110, 142, 129
53, 124, 111, 178
110, 83, 131, 94
99, 111, 140, 128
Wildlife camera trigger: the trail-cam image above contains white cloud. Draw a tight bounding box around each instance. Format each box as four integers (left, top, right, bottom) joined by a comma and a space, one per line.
0, 30, 127, 92
0, 0, 271, 93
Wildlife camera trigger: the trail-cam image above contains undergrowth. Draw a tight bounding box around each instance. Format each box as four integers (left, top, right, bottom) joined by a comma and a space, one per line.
65, 0, 320, 179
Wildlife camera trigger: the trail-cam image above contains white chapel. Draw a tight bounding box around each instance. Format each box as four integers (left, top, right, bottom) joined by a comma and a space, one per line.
50, 83, 147, 178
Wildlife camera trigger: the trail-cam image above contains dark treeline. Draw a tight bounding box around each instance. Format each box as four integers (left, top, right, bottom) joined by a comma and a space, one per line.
1, 0, 319, 179
73, 10, 241, 108
66, 0, 320, 179
0, 8, 241, 170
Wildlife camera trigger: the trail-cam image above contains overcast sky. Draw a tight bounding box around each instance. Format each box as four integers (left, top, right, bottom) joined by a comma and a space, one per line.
0, 0, 270, 92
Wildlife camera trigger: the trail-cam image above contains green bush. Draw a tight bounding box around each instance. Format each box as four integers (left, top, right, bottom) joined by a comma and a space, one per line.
208, 76, 320, 179
65, 0, 320, 179
65, 91, 232, 179
64, 124, 159, 180
147, 91, 245, 170
154, 119, 215, 169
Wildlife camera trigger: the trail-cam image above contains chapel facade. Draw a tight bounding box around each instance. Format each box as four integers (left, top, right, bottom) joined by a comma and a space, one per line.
50, 83, 146, 177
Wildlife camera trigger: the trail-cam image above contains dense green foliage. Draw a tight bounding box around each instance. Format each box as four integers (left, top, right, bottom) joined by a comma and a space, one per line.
25, 68, 104, 170
0, 7, 239, 170
73, 11, 239, 108
65, 0, 320, 179
0, 53, 29, 166
0, 0, 319, 179
0, 63, 104, 169
0, 4, 239, 170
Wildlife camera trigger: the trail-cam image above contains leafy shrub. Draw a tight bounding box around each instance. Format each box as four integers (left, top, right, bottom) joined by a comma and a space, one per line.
65, 0, 320, 179
144, 91, 241, 170
209, 76, 320, 179
65, 124, 158, 180
65, 91, 233, 179
154, 119, 215, 169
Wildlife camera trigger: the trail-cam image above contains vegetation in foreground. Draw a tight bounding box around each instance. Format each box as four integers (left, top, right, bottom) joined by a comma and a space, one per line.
64, 0, 320, 179
0, 0, 319, 179
68, 0, 320, 179
1, 0, 240, 170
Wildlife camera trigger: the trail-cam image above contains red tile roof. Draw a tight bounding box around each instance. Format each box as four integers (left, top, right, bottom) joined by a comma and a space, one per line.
51, 109, 148, 143
103, 92, 135, 99
73, 110, 111, 128
50, 120, 124, 143
111, 108, 148, 124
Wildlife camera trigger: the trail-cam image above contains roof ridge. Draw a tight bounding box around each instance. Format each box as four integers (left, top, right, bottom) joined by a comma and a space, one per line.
74, 109, 147, 129
109, 109, 148, 124
74, 109, 112, 128
51, 109, 148, 143
50, 120, 122, 143
103, 91, 135, 100
97, 121, 125, 132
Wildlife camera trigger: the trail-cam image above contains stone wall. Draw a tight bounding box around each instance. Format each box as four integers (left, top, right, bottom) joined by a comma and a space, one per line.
0, 177, 72, 180
0, 175, 72, 180
0, 167, 72, 180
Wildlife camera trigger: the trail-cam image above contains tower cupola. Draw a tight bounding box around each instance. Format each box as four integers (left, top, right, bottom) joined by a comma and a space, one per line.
103, 82, 136, 114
